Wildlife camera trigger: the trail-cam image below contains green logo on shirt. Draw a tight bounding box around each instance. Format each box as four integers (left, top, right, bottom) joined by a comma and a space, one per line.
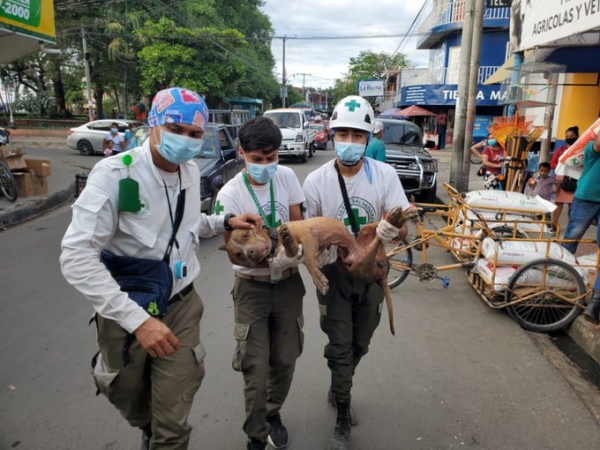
147, 301, 160, 316
214, 200, 225, 215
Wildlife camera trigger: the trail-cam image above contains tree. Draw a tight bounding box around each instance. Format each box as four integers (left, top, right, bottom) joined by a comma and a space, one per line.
331, 50, 410, 106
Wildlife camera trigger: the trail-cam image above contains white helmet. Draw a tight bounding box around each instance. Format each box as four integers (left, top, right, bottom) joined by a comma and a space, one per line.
330, 95, 375, 133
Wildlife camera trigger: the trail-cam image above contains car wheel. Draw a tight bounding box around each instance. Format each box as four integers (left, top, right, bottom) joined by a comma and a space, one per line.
308, 143, 314, 158
207, 187, 221, 214
77, 139, 94, 156
300, 151, 308, 163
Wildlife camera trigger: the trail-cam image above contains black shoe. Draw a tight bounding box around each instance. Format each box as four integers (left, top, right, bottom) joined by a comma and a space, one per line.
140, 424, 152, 450
266, 413, 289, 449
327, 389, 358, 426
247, 438, 266, 450
328, 398, 352, 450
584, 291, 600, 325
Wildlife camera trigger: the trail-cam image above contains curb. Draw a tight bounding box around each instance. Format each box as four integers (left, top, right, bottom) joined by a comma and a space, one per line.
0, 182, 75, 229
566, 315, 600, 366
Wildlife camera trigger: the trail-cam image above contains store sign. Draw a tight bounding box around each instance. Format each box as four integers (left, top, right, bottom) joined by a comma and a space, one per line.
400, 84, 506, 106
486, 0, 511, 7
511, 0, 600, 51
357, 79, 384, 97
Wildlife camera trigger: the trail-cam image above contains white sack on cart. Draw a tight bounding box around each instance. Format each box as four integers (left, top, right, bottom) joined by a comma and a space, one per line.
481, 238, 577, 266
576, 253, 598, 274
464, 210, 550, 234
465, 190, 556, 213
513, 266, 585, 288
475, 258, 516, 292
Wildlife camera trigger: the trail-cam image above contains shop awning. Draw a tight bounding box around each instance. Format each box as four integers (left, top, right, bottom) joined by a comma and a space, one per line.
0, 1, 56, 63
483, 50, 535, 85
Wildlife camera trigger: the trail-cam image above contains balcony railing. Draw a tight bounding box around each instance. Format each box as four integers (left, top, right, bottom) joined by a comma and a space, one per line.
417, 0, 510, 37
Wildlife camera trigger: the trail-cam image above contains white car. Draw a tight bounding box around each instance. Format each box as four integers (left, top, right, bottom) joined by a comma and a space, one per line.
67, 119, 144, 156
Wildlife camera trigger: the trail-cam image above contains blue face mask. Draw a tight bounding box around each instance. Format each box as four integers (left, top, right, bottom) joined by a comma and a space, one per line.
111, 127, 118, 134
488, 139, 497, 147
156, 130, 204, 164
246, 161, 278, 184
334, 141, 365, 166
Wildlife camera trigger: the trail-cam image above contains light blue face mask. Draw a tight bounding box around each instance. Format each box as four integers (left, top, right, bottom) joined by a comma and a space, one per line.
156, 129, 204, 164
111, 127, 118, 134
488, 139, 497, 147
246, 161, 278, 184
334, 141, 366, 166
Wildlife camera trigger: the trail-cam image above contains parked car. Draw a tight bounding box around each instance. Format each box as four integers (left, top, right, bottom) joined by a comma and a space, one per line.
67, 119, 145, 156
308, 123, 328, 150
377, 118, 438, 203
126, 123, 244, 213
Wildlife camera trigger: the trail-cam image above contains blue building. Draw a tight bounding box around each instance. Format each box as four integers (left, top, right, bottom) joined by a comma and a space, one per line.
382, 1, 511, 149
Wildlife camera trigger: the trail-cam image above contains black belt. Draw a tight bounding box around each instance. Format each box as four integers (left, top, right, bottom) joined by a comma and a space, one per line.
168, 283, 194, 304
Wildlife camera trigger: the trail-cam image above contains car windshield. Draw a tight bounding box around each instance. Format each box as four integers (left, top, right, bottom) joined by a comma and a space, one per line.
381, 122, 422, 146
264, 112, 301, 129
197, 127, 218, 158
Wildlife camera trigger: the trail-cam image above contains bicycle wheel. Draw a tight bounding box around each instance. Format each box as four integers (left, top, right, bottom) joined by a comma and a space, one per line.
504, 258, 585, 333
386, 240, 413, 289
0, 159, 18, 202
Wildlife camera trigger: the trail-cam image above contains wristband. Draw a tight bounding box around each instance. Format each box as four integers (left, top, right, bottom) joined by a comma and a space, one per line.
223, 213, 236, 231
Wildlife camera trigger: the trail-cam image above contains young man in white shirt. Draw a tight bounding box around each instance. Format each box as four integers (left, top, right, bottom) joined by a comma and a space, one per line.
60, 87, 259, 450
303, 95, 412, 450
216, 117, 306, 450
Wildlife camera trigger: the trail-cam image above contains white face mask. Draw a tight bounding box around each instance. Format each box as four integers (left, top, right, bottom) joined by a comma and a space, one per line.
334, 141, 365, 166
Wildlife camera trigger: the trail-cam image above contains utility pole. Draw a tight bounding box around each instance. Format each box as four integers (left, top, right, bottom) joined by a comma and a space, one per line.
297, 73, 311, 100
463, 0, 484, 191
81, 26, 94, 122
540, 72, 559, 163
281, 35, 287, 108
449, 0, 476, 191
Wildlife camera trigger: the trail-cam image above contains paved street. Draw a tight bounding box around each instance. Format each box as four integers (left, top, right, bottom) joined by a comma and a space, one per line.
1, 148, 600, 449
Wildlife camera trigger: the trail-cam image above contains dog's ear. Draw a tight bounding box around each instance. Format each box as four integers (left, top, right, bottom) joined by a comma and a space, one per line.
218, 244, 227, 251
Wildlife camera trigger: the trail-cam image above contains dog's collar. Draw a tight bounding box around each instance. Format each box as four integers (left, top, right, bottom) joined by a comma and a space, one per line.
267, 227, 278, 257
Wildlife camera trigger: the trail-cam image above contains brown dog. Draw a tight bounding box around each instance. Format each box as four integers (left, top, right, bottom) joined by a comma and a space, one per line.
220, 206, 409, 335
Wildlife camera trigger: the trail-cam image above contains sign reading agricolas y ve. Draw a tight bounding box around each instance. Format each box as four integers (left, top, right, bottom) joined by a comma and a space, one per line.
511, 0, 600, 51
357, 79, 384, 97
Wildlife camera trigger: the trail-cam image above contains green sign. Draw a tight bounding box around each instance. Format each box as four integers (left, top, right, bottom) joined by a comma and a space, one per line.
0, 0, 41, 27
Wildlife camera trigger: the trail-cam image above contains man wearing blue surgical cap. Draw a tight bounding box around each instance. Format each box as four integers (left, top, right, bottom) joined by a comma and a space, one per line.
60, 87, 261, 449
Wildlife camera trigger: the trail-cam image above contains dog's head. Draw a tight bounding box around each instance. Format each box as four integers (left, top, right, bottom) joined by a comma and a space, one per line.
219, 228, 275, 267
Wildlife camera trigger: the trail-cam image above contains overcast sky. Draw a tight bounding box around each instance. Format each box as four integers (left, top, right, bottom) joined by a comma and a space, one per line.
261, 0, 430, 91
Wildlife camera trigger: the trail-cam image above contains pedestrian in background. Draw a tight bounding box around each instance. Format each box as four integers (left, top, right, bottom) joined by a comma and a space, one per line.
103, 139, 114, 157
215, 117, 306, 450
60, 87, 260, 450
365, 120, 386, 162
551, 126, 579, 227
481, 138, 505, 190
562, 132, 600, 325
102, 122, 126, 154
470, 133, 492, 164
527, 162, 560, 235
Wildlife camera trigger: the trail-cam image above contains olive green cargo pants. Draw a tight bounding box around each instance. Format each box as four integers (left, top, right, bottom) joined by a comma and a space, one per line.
232, 273, 305, 442
317, 264, 384, 400
92, 288, 206, 450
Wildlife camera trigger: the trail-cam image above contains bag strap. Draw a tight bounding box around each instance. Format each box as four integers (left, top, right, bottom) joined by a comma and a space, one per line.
334, 161, 359, 238
164, 189, 186, 263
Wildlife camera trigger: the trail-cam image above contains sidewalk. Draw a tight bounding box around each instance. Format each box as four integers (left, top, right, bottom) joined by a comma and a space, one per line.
0, 136, 92, 229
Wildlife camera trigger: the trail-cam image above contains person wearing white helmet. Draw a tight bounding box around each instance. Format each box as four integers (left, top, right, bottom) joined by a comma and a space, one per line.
60, 87, 261, 450
303, 95, 415, 450
365, 119, 387, 162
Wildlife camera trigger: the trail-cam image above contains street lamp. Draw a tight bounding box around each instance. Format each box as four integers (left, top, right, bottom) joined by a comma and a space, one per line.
2, 76, 16, 129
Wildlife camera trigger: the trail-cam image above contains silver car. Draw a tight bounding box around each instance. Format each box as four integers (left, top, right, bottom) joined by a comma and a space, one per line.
67, 119, 144, 156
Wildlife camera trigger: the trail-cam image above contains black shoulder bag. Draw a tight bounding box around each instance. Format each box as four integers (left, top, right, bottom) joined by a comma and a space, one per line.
100, 190, 186, 318
334, 161, 359, 238
561, 176, 578, 192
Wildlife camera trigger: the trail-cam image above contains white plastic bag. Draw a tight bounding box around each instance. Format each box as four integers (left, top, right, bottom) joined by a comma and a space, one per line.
464, 190, 556, 213
475, 258, 516, 292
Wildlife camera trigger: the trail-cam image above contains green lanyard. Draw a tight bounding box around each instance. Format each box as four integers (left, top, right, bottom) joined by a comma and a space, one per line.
243, 171, 276, 227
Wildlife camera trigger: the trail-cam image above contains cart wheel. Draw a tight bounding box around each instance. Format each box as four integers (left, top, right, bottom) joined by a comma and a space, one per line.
504, 258, 585, 333
490, 226, 528, 239
386, 240, 413, 289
